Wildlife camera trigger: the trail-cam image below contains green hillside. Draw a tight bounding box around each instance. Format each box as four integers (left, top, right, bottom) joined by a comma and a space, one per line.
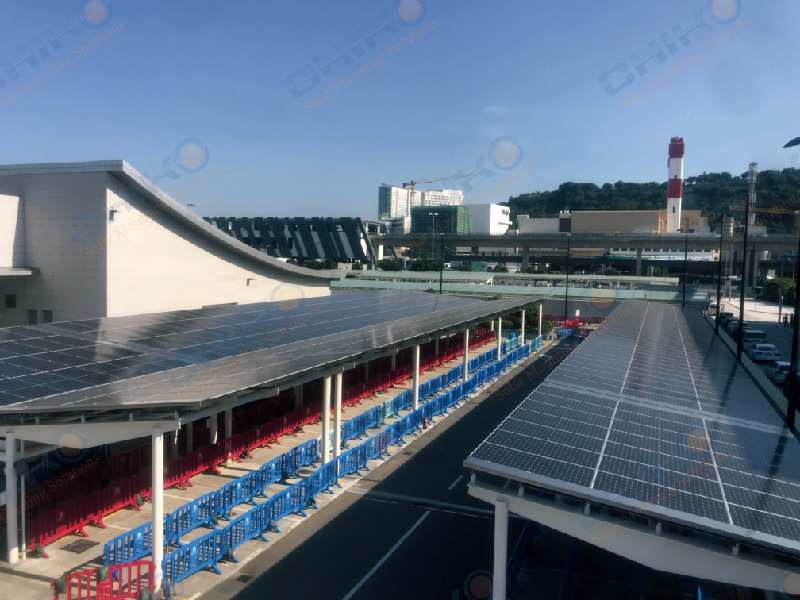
504, 168, 800, 233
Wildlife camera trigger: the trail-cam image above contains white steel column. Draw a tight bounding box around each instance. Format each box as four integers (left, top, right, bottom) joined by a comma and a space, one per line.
321, 376, 331, 463
186, 422, 194, 454
538, 303, 543, 337
151, 429, 164, 589
390, 353, 397, 371
333, 373, 343, 457
520, 309, 526, 345
462, 329, 470, 383
294, 385, 303, 411
364, 361, 369, 382
496, 318, 503, 361
493, 499, 509, 600
209, 413, 218, 445
412, 344, 421, 411
224, 409, 233, 440
435, 337, 440, 355
5, 433, 17, 563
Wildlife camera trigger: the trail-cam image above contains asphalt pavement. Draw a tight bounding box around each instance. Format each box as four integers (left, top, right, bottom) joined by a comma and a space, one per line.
206, 340, 577, 600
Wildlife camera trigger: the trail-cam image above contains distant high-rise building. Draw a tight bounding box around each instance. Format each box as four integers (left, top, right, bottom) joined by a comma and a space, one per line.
378, 184, 463, 219
420, 189, 464, 208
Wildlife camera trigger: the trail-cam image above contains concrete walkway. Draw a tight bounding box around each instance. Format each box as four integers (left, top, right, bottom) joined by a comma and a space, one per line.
0, 337, 545, 600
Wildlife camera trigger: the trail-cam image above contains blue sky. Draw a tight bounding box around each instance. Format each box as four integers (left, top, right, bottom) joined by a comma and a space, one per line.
0, 0, 797, 218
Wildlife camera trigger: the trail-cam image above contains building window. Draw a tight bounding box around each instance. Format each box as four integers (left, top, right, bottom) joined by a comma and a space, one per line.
4, 294, 16, 308
43, 310, 53, 324
28, 310, 37, 325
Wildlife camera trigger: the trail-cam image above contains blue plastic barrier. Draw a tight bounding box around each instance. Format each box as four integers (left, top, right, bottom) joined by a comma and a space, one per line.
148, 340, 542, 588
105, 521, 157, 566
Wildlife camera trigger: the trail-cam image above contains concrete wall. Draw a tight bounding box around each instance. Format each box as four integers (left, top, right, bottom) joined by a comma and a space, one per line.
0, 170, 331, 327
0, 194, 23, 267
104, 175, 330, 317
571, 211, 661, 234
517, 215, 559, 233
0, 173, 108, 326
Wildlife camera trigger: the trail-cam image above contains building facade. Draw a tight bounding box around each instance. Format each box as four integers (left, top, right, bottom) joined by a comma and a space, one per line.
378, 184, 464, 219
468, 204, 512, 235
410, 205, 472, 235
0, 161, 337, 327
205, 217, 375, 264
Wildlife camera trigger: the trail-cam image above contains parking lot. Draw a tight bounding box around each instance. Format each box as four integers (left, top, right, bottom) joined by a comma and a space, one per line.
719, 299, 794, 388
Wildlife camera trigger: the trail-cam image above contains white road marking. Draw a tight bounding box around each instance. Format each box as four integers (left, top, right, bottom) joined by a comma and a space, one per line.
341, 510, 430, 600
447, 474, 463, 491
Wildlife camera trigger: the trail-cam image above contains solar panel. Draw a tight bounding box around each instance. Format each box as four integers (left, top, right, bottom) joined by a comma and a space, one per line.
0, 290, 538, 413
466, 300, 800, 555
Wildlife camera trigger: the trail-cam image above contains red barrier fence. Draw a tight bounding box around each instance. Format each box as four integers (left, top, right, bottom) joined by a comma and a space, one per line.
52, 560, 155, 600
26, 331, 497, 552
543, 315, 604, 326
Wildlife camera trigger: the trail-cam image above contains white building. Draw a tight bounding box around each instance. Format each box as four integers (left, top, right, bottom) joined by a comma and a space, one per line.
420, 189, 463, 208
517, 211, 572, 234
0, 161, 337, 327
378, 184, 463, 219
469, 204, 512, 235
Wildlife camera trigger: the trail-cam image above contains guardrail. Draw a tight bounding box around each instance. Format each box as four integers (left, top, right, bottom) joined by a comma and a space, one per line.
161, 338, 542, 592
105, 438, 319, 566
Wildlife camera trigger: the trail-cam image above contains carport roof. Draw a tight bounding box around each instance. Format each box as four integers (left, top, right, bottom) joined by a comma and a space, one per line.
0, 290, 543, 418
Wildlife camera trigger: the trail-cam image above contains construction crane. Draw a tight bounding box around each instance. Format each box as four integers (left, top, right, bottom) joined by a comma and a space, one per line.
402, 173, 473, 216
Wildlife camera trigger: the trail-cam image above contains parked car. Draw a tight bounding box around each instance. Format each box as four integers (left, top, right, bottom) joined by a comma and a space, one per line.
742, 329, 768, 351
726, 318, 740, 333
748, 343, 780, 363
766, 361, 791, 385
719, 312, 734, 326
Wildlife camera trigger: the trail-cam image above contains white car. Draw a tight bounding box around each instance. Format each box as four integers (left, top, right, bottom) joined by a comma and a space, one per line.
748, 343, 780, 363
766, 361, 791, 385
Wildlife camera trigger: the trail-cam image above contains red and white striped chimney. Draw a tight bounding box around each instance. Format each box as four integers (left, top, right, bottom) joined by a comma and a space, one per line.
667, 137, 685, 232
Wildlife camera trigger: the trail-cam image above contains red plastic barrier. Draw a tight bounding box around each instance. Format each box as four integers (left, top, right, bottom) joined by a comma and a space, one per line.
28, 495, 88, 550
89, 475, 142, 528
52, 560, 155, 600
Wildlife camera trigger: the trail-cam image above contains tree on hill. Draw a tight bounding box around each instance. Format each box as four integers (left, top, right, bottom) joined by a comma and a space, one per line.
504, 168, 800, 233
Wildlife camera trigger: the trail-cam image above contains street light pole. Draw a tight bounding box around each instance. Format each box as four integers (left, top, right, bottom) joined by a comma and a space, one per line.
682, 230, 688, 308
564, 233, 571, 323
736, 171, 752, 363
779, 251, 784, 325
439, 233, 444, 295
715, 209, 725, 334
790, 233, 800, 430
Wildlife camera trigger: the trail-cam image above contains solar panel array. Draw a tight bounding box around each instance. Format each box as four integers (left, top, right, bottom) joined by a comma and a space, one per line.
0, 290, 532, 414
466, 300, 800, 554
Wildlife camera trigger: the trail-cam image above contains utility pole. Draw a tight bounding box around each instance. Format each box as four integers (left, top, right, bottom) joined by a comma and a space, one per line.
682, 230, 688, 308
715, 208, 725, 334
563, 233, 571, 323
737, 162, 756, 363
439, 233, 444, 294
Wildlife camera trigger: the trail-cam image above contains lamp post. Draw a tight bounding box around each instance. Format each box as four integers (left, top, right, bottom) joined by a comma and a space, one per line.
736, 179, 751, 363
564, 233, 571, 323
779, 251, 784, 325
715, 208, 725, 334
439, 233, 444, 295
430, 211, 440, 260
784, 135, 800, 429
682, 230, 688, 308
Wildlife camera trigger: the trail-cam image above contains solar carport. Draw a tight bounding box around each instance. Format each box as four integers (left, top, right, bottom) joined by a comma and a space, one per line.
465, 299, 800, 597
0, 289, 545, 583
